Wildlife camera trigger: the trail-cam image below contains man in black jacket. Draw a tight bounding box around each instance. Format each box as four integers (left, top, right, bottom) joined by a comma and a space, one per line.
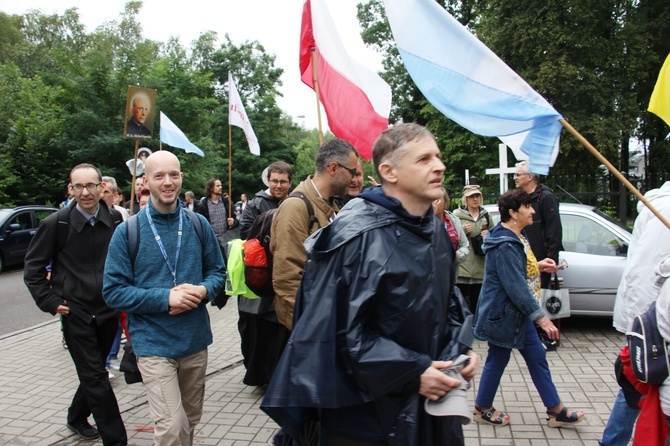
237, 161, 293, 387
239, 161, 292, 240
24, 164, 127, 445
514, 160, 564, 288
262, 123, 478, 445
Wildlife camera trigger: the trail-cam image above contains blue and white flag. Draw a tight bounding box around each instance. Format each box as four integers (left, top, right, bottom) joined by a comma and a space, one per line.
383, 0, 562, 174
160, 112, 205, 157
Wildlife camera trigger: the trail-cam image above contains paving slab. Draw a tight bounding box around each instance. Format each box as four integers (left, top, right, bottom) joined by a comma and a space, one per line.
0, 299, 628, 445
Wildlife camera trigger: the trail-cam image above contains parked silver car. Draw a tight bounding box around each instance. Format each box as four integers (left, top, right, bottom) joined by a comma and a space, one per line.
483, 203, 632, 317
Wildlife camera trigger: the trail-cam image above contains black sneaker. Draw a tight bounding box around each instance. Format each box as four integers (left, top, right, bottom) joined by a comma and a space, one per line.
66, 421, 100, 440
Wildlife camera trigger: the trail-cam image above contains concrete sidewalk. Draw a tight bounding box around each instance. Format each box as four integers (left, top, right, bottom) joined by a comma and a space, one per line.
0, 299, 627, 445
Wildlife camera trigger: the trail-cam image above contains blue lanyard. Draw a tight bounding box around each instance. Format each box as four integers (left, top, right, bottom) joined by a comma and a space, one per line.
145, 208, 183, 287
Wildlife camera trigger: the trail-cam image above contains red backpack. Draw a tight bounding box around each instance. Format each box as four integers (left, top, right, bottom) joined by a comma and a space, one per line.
243, 192, 319, 297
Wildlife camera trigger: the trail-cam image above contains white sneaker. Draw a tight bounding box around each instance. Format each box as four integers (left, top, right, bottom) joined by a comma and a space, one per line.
107, 369, 115, 379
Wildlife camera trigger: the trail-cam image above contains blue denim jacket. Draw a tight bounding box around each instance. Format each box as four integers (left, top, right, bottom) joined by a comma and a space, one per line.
473, 223, 545, 349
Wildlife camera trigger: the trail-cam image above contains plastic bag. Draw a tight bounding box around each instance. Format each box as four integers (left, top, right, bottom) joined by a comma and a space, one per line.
243, 238, 268, 267
226, 239, 260, 299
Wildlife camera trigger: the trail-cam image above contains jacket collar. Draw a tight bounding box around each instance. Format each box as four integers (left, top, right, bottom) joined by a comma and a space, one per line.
70, 201, 112, 232
147, 200, 182, 220
301, 175, 339, 216
359, 186, 433, 224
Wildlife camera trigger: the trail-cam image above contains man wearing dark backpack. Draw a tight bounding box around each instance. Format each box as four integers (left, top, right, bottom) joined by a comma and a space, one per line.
239, 161, 292, 239
271, 139, 359, 330
24, 164, 127, 445
103, 151, 225, 446
236, 161, 293, 386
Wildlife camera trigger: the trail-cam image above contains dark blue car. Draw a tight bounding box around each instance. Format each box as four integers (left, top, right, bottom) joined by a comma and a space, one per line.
0, 206, 57, 273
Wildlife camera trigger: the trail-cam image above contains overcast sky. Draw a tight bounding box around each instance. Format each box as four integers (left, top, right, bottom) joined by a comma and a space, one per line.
0, 0, 383, 132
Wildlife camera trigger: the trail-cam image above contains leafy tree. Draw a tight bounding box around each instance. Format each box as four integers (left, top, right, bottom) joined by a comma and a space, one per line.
0, 65, 66, 205
357, 0, 670, 215
358, 0, 498, 187
631, 0, 670, 191
0, 13, 24, 65
207, 35, 299, 197
0, 2, 307, 206
293, 130, 327, 182
475, 0, 670, 217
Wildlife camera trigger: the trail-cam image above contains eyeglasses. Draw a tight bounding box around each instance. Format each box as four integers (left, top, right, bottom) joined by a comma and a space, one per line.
71, 183, 101, 193
269, 179, 290, 186
337, 163, 357, 178
513, 173, 531, 179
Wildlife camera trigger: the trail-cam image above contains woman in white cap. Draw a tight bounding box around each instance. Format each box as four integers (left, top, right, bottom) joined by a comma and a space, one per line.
454, 185, 493, 313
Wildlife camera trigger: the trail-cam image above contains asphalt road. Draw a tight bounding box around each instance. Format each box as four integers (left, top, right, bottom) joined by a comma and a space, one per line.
0, 258, 617, 340
0, 265, 56, 336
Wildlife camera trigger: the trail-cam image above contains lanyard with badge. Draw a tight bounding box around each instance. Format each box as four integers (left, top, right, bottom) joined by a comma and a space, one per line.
145, 208, 183, 287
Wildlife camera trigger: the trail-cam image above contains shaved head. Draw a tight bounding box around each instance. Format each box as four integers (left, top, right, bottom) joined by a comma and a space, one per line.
145, 151, 180, 175
144, 151, 183, 213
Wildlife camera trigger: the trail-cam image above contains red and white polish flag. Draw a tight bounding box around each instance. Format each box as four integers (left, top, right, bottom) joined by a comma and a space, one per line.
300, 0, 392, 160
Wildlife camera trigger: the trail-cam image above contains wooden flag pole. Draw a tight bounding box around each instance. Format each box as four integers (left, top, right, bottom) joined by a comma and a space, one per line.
228, 123, 233, 217
311, 50, 324, 146
129, 139, 140, 216
560, 119, 670, 230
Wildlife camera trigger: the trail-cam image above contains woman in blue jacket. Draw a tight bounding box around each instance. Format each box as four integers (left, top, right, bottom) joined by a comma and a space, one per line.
473, 189, 585, 428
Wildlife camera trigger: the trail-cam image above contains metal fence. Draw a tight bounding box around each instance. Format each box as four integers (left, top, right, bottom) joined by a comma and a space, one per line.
446, 172, 670, 222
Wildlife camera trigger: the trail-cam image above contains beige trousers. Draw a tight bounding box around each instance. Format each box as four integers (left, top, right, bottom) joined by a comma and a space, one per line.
137, 348, 208, 446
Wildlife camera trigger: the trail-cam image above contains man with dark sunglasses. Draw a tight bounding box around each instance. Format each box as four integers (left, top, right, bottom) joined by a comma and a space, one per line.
270, 138, 359, 331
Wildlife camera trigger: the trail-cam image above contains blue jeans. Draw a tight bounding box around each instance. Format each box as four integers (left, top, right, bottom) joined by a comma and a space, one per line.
599, 388, 639, 446
476, 319, 561, 409
105, 321, 122, 369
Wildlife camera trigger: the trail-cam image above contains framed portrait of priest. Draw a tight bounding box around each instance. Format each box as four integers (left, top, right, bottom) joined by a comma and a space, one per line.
124, 86, 157, 139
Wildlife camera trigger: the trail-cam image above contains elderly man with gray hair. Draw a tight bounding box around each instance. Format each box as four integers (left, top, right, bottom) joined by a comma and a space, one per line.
101, 176, 130, 222
182, 191, 202, 213
513, 160, 563, 289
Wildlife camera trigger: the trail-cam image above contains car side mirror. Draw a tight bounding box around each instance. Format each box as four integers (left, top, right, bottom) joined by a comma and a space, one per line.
7, 223, 21, 233
616, 243, 628, 256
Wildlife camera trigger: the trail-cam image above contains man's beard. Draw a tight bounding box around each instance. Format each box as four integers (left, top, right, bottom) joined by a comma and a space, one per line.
332, 176, 350, 197
156, 189, 180, 208
157, 197, 177, 207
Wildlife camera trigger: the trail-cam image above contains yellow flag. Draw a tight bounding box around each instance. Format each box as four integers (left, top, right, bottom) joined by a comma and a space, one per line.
649, 53, 670, 126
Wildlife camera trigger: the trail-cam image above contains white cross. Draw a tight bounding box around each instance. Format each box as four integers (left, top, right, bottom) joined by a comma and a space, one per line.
485, 144, 516, 195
